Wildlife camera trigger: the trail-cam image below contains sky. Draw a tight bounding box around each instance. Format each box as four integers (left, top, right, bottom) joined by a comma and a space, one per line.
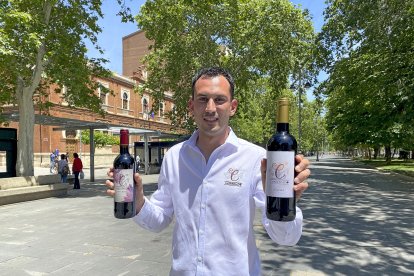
88, 0, 327, 76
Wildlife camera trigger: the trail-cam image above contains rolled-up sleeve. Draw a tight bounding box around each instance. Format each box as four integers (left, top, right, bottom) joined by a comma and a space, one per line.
261, 207, 303, 246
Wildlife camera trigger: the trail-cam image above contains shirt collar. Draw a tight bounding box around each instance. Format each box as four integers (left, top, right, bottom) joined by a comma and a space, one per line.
185, 127, 239, 149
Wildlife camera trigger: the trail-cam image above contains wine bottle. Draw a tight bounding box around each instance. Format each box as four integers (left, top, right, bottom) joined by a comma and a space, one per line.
113, 129, 136, 219
266, 98, 297, 221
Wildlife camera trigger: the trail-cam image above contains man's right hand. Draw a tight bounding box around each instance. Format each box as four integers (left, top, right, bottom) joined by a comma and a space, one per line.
105, 167, 145, 214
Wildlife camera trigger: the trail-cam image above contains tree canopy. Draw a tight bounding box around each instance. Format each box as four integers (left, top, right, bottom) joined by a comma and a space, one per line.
80, 130, 119, 148
0, 0, 130, 175
136, 0, 318, 144
318, 0, 414, 161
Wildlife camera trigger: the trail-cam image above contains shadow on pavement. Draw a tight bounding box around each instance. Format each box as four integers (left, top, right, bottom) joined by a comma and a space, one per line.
257, 157, 414, 275
62, 178, 159, 199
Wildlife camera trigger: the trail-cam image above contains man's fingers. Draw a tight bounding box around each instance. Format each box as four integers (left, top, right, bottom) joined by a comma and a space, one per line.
105, 179, 114, 189
294, 168, 311, 184
134, 173, 142, 187
105, 179, 115, 197
294, 181, 309, 192
294, 181, 308, 200
295, 155, 310, 173
295, 154, 304, 164
107, 166, 114, 178
294, 155, 310, 200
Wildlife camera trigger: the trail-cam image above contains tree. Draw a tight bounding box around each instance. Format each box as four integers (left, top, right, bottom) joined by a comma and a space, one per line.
80, 130, 119, 148
0, 0, 130, 176
136, 0, 318, 143
318, 0, 414, 163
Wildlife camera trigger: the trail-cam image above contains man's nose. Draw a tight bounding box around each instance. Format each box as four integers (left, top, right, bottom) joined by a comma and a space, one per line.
205, 98, 216, 112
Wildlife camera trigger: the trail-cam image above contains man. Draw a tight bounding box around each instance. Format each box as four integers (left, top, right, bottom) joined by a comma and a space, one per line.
106, 67, 310, 275
49, 151, 56, 174
57, 154, 69, 183
72, 153, 83, 189
135, 154, 141, 172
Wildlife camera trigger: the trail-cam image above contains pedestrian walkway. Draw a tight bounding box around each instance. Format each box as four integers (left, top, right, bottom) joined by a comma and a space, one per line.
0, 157, 413, 275
256, 156, 414, 275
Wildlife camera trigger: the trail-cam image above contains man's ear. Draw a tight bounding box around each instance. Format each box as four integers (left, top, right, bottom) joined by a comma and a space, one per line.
188, 98, 194, 114
230, 99, 238, 116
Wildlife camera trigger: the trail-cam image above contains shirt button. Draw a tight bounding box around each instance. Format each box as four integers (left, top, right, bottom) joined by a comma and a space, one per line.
201, 204, 206, 209
197, 257, 202, 262
200, 230, 204, 235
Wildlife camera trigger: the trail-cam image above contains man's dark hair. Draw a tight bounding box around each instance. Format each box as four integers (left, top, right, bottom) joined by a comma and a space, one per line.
191, 67, 235, 99
73, 153, 79, 158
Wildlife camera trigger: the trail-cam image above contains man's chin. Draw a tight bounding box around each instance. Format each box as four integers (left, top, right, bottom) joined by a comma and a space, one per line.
199, 126, 227, 137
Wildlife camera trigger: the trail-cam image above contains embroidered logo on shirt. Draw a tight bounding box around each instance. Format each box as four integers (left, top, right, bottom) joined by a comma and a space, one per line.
224, 168, 244, 187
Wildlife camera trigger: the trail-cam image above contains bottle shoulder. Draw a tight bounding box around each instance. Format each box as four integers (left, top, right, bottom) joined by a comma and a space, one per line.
114, 153, 135, 167
267, 132, 297, 151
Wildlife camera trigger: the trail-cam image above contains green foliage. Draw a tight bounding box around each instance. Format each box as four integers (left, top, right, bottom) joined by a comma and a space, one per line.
0, 0, 129, 175
81, 130, 120, 148
0, 0, 114, 113
136, 0, 318, 143
358, 158, 414, 178
318, 0, 414, 154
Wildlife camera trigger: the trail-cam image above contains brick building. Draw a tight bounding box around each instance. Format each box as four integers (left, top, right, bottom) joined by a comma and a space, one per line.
1, 30, 183, 168
123, 30, 152, 77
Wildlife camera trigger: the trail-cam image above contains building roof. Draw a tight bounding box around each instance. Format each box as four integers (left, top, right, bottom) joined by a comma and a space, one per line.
2, 112, 173, 137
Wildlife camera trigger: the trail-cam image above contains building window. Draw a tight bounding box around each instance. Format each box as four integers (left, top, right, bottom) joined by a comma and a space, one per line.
98, 82, 109, 105
121, 89, 130, 110
62, 85, 68, 95
142, 97, 149, 114
122, 92, 128, 109
61, 85, 69, 106
159, 102, 165, 117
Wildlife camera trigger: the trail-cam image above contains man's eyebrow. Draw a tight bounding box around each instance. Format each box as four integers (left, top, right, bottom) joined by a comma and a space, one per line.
195, 92, 228, 98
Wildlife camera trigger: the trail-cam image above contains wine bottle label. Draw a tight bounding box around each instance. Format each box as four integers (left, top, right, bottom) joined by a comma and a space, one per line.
114, 169, 134, 203
266, 151, 295, 198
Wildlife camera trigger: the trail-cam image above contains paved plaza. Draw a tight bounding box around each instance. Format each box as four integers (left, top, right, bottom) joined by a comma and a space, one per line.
0, 157, 413, 275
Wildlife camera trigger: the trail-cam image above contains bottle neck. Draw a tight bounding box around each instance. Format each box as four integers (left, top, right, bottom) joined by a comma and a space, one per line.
277, 122, 289, 132
120, 144, 129, 154
277, 99, 289, 133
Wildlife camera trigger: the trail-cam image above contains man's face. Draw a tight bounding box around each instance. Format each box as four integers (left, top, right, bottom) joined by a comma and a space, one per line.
189, 75, 238, 138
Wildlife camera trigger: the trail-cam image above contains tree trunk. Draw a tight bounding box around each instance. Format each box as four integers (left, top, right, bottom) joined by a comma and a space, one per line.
385, 145, 392, 165
373, 145, 380, 159
14, 3, 50, 176
16, 85, 35, 176
392, 148, 397, 158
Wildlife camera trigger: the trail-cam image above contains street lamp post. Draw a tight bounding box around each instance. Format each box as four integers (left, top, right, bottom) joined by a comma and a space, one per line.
314, 116, 320, 162
291, 80, 311, 154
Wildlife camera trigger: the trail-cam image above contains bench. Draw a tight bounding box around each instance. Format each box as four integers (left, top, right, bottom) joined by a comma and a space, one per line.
0, 174, 67, 206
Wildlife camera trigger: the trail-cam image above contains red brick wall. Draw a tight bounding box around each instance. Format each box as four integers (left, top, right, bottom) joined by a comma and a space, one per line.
122, 30, 153, 77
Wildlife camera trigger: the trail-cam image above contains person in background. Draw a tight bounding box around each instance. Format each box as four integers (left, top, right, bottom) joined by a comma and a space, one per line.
72, 153, 83, 189
49, 152, 56, 174
106, 67, 310, 275
135, 154, 141, 172
57, 154, 69, 183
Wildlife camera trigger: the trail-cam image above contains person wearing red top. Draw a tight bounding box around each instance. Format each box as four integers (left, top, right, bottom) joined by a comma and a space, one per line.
72, 153, 83, 189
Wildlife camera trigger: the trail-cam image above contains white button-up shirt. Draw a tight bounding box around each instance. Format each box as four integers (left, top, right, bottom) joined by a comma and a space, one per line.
134, 129, 303, 276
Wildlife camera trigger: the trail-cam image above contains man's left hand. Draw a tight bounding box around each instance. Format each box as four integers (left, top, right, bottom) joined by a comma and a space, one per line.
261, 155, 310, 201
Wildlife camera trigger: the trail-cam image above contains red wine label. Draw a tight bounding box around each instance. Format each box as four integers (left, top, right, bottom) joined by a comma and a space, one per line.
266, 151, 294, 198
114, 169, 134, 202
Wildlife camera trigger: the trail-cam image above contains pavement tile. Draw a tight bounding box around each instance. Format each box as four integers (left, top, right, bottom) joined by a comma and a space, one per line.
1, 158, 413, 275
